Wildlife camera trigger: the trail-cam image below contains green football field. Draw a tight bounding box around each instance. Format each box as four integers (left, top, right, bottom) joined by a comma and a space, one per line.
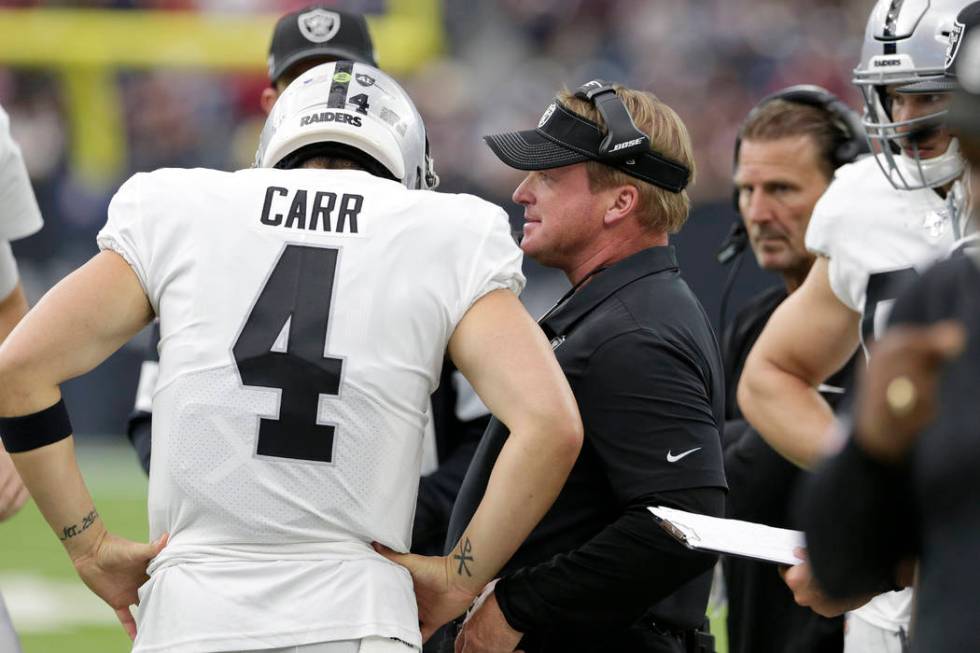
0, 442, 149, 653
0, 441, 729, 653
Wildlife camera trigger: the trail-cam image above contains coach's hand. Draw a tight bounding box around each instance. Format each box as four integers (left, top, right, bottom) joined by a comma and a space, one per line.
71, 531, 168, 640
456, 581, 523, 653
0, 444, 29, 521
781, 548, 874, 618
373, 543, 478, 642
856, 321, 965, 464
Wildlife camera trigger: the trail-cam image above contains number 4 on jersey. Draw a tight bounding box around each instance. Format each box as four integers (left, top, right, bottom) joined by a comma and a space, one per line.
233, 245, 343, 463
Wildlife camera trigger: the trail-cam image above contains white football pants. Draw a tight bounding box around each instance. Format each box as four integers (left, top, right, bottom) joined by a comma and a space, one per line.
0, 593, 21, 653
845, 613, 908, 653
230, 635, 416, 653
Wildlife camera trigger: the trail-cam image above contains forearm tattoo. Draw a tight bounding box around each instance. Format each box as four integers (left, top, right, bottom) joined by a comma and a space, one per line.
58, 508, 99, 542
453, 537, 474, 577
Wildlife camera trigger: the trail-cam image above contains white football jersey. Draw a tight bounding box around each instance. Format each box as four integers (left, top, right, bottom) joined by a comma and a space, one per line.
0, 102, 43, 298
97, 167, 524, 653
805, 155, 970, 633
807, 155, 970, 356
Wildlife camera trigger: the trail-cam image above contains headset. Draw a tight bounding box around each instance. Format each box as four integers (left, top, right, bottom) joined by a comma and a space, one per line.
717, 85, 868, 327
565, 79, 692, 192
732, 85, 867, 186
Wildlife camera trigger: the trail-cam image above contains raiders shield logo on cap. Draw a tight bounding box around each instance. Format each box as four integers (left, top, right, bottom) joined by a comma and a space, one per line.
298, 8, 341, 44
538, 102, 557, 128
946, 19, 965, 70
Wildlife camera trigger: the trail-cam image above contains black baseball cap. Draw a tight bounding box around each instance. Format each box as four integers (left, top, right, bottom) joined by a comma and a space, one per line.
899, 2, 980, 94
267, 5, 378, 84
483, 82, 691, 193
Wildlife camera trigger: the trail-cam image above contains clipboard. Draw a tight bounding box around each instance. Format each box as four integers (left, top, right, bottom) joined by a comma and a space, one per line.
648, 506, 805, 566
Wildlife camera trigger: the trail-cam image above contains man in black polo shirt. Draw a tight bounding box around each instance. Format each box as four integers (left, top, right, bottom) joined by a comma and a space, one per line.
444, 82, 727, 653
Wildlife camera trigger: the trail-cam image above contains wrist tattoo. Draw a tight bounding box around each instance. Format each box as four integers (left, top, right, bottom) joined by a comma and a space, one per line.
58, 508, 99, 542
453, 537, 474, 577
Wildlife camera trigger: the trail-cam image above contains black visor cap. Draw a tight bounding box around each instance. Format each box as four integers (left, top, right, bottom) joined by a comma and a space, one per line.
484, 101, 690, 193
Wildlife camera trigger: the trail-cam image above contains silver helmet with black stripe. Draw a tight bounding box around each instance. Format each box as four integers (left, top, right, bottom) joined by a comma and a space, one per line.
255, 61, 438, 190
853, 0, 973, 190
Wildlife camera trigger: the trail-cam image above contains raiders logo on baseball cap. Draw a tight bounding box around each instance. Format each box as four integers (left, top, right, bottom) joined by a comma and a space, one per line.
483, 80, 690, 193
268, 5, 378, 84
898, 1, 980, 94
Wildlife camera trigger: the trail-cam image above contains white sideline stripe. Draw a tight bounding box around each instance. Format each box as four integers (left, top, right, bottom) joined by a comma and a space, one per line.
0, 573, 118, 632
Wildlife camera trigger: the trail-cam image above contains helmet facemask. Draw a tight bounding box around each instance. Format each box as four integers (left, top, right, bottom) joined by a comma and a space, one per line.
858, 83, 963, 189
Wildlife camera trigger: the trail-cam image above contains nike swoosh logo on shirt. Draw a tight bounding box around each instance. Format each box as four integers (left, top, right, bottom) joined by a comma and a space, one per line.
817, 383, 846, 395
666, 447, 701, 463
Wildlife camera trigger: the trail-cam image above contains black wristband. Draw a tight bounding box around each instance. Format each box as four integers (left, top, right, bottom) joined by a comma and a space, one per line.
0, 399, 74, 453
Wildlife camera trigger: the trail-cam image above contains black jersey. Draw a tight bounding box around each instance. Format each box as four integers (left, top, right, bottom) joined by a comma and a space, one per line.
447, 247, 727, 652
801, 255, 980, 652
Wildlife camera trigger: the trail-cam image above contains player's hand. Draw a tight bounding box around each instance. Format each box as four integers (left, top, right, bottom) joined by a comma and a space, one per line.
0, 444, 29, 521
373, 542, 477, 642
855, 321, 966, 464
456, 581, 523, 653
70, 531, 168, 640
780, 548, 874, 618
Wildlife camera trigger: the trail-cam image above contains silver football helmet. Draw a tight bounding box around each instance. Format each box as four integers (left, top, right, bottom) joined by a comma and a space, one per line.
853, 0, 972, 190
255, 61, 438, 190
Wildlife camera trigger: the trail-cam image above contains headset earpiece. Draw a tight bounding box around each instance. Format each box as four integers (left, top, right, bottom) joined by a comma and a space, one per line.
719, 86, 867, 329
731, 84, 868, 217
574, 80, 652, 160
736, 85, 868, 171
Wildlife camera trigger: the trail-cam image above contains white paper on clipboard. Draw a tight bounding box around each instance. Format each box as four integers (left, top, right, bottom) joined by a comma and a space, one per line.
648, 506, 805, 566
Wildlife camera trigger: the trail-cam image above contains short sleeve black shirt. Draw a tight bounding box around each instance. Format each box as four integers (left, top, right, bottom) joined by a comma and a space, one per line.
448, 244, 727, 571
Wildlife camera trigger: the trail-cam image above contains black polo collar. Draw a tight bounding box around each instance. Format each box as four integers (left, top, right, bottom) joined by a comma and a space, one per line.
539, 246, 679, 337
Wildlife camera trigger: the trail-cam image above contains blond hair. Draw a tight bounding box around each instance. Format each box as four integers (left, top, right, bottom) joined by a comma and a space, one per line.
558, 86, 696, 234
558, 84, 695, 234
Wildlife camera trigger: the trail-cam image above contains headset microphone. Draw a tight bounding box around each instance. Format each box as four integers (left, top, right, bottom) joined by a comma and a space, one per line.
716, 221, 748, 265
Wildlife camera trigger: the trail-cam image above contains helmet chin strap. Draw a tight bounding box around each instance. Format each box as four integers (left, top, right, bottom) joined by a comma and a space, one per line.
896, 138, 964, 189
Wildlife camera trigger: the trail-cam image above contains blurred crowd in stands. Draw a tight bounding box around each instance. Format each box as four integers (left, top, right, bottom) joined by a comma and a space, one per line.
0, 0, 872, 432
1, 0, 870, 200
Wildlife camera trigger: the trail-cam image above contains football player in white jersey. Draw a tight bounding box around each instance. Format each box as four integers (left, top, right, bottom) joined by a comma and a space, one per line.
0, 101, 45, 653
0, 62, 583, 653
739, 1, 976, 651
126, 10, 490, 575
